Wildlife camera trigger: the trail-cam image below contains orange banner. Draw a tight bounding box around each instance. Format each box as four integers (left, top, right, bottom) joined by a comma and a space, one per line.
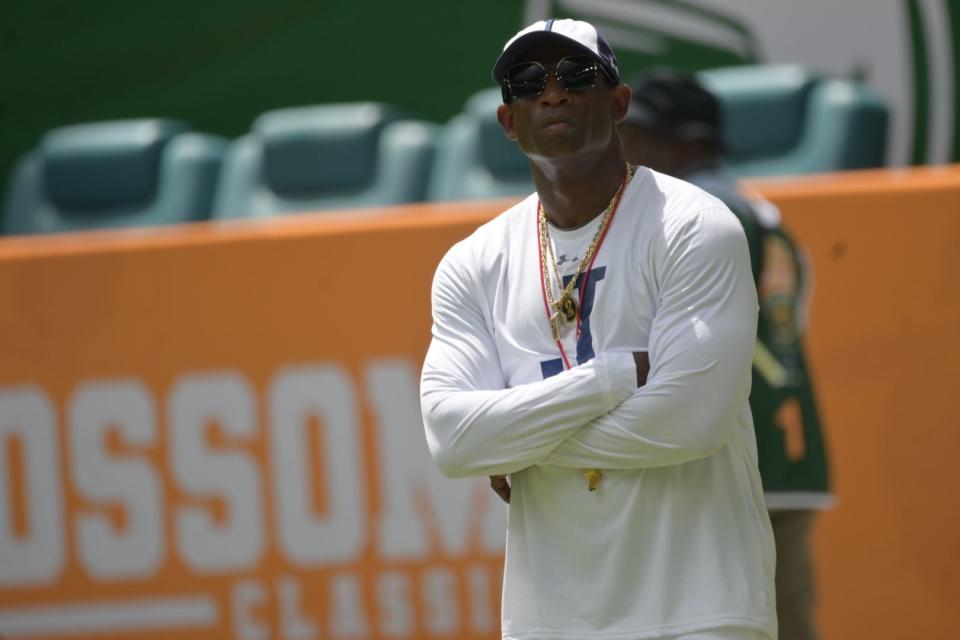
0, 203, 515, 640
1, 167, 959, 639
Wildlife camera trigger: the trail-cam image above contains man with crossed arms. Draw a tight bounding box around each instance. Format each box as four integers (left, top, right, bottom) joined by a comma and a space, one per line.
420, 18, 776, 640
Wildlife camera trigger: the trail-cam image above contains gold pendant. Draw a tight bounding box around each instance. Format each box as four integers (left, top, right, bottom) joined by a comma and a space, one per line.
549, 312, 562, 341
584, 468, 602, 491
558, 293, 578, 323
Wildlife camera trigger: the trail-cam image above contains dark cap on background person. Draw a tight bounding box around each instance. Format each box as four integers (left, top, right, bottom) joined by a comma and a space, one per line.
492, 19, 621, 87
624, 69, 724, 145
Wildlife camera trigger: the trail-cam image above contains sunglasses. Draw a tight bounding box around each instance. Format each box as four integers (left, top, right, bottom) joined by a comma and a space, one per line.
504, 55, 601, 102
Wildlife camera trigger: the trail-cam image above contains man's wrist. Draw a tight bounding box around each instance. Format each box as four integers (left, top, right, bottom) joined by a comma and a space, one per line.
633, 351, 650, 387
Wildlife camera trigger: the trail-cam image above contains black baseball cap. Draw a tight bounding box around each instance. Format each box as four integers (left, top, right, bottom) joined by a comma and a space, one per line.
624, 69, 723, 143
492, 19, 621, 87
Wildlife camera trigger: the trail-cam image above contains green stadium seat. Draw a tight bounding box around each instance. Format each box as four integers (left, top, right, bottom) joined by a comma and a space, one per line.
2, 119, 226, 235
211, 103, 438, 218
427, 88, 533, 202
697, 65, 889, 178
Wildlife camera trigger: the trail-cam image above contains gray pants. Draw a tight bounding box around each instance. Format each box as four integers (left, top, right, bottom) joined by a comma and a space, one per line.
770, 509, 818, 640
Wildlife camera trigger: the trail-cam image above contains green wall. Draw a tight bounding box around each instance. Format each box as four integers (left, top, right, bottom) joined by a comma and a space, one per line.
0, 1, 525, 191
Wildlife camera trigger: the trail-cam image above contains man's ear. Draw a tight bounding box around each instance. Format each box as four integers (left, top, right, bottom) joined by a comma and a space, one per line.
610, 83, 632, 125
497, 103, 519, 141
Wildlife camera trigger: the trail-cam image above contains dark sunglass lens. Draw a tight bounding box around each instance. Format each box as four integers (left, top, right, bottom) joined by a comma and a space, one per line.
557, 56, 598, 92
507, 62, 547, 99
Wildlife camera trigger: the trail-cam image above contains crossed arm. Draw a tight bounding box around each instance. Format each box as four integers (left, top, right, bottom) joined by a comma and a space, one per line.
420, 207, 757, 484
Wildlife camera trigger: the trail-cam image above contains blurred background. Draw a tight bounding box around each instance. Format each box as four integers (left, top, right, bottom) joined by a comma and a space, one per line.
0, 1, 958, 639
2, 0, 957, 207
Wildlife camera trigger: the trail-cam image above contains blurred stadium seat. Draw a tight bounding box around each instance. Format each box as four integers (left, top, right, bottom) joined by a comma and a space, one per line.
427, 88, 534, 202
2, 119, 226, 234
211, 103, 437, 218
0, 67, 890, 228
698, 64, 889, 177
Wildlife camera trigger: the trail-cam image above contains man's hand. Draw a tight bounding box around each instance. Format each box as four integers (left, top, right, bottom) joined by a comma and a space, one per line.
489, 475, 511, 503
634, 351, 650, 387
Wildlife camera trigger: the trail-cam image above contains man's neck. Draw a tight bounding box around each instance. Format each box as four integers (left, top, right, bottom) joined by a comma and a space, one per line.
532, 146, 629, 229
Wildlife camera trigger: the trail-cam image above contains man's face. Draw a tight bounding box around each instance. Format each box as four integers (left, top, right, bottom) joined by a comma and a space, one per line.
497, 43, 629, 161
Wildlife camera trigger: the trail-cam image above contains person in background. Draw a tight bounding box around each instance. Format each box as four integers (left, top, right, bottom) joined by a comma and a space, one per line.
618, 68, 833, 640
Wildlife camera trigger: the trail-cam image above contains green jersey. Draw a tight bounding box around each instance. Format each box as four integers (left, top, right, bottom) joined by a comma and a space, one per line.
685, 163, 832, 509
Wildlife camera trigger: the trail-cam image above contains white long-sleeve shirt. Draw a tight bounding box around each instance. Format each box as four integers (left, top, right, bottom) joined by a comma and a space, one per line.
421, 168, 776, 639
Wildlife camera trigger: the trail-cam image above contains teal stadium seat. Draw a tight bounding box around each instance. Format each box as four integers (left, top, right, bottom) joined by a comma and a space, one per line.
697, 65, 889, 178
212, 103, 438, 218
2, 119, 226, 234
427, 88, 534, 202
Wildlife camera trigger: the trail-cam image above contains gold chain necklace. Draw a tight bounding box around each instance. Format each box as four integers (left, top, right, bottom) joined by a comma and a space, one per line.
538, 164, 635, 342
536, 163, 635, 492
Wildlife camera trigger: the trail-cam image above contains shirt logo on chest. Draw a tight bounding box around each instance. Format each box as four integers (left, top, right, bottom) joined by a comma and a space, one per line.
540, 266, 607, 378
555, 253, 581, 267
